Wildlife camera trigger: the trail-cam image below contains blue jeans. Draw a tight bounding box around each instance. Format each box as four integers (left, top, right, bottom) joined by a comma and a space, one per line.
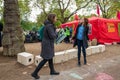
77, 39, 87, 63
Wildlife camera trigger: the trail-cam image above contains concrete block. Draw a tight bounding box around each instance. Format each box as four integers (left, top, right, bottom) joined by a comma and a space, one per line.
66, 49, 77, 60
53, 49, 78, 64
35, 55, 48, 66
98, 45, 105, 52
17, 52, 34, 66
86, 47, 92, 56
104, 43, 112, 45
90, 46, 100, 54
63, 52, 69, 62
54, 51, 65, 64
35, 55, 42, 66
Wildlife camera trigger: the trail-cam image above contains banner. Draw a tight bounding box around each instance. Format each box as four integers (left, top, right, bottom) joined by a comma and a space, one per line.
97, 5, 100, 16
74, 14, 79, 20
117, 11, 120, 20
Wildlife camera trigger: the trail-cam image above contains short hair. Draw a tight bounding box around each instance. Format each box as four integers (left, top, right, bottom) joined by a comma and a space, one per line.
84, 18, 88, 25
84, 18, 89, 27
47, 13, 56, 23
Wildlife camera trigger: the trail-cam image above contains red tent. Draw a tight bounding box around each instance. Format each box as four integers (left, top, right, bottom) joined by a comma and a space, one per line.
89, 17, 120, 43
60, 17, 120, 43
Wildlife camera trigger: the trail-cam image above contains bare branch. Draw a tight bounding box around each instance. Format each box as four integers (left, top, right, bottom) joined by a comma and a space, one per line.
34, 2, 42, 9
34, 2, 47, 16
66, 0, 92, 22
58, 0, 62, 11
61, 0, 64, 9
58, 0, 65, 20
107, 6, 111, 13
97, 0, 104, 12
64, 0, 71, 12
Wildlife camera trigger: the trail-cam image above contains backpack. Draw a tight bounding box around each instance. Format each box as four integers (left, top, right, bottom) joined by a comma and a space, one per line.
38, 26, 44, 41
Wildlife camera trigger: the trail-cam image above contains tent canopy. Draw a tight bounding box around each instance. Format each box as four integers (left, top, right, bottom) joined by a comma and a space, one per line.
89, 17, 120, 43
60, 17, 120, 43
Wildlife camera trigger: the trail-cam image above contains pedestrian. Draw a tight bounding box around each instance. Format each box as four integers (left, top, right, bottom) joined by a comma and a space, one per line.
72, 18, 89, 66
64, 27, 70, 43
31, 13, 59, 79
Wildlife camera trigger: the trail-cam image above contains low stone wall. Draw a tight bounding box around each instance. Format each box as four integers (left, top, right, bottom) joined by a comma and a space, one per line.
17, 45, 105, 66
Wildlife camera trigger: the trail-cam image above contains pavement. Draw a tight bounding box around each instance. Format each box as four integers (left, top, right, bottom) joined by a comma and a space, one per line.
30, 55, 120, 80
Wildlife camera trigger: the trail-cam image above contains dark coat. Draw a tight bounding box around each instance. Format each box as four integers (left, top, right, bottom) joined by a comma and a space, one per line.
73, 23, 89, 48
41, 20, 57, 59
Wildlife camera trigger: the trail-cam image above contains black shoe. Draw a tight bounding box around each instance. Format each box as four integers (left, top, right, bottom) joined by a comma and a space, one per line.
31, 73, 40, 79
84, 60, 87, 65
84, 63, 87, 65
50, 71, 60, 75
78, 62, 81, 66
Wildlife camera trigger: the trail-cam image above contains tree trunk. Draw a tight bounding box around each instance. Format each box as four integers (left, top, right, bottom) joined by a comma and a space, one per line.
2, 0, 25, 56
102, 12, 107, 18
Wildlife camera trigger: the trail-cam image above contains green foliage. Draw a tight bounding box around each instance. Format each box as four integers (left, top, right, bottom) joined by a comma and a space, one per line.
37, 11, 62, 28
107, 1, 120, 18
92, 0, 120, 18
21, 20, 36, 31
21, 20, 40, 31
0, 0, 31, 21
75, 0, 87, 7
37, 12, 47, 26
53, 8, 71, 23
55, 21, 62, 28
69, 15, 74, 21
0, 17, 3, 24
18, 0, 31, 21
118, 23, 120, 36
0, 0, 3, 18
1, 0, 120, 26
34, 0, 92, 23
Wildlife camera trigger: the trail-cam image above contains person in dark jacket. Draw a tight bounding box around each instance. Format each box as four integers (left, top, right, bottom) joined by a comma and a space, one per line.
73, 18, 89, 66
31, 13, 59, 79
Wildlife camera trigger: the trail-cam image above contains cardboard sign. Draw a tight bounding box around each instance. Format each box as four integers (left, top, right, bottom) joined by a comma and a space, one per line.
55, 29, 66, 44
107, 23, 115, 32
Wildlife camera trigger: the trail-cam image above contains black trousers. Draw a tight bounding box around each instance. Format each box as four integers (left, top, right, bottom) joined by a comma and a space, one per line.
32, 58, 55, 75
77, 39, 87, 63
64, 35, 70, 43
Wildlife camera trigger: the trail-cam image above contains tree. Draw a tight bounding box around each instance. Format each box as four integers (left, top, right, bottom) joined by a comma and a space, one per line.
21, 20, 35, 31
36, 12, 47, 26
94, 0, 120, 18
66, 0, 92, 22
37, 11, 62, 28
0, 0, 31, 21
33, 0, 92, 23
2, 0, 25, 56
18, 0, 31, 21
0, 0, 4, 21
107, 1, 120, 18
